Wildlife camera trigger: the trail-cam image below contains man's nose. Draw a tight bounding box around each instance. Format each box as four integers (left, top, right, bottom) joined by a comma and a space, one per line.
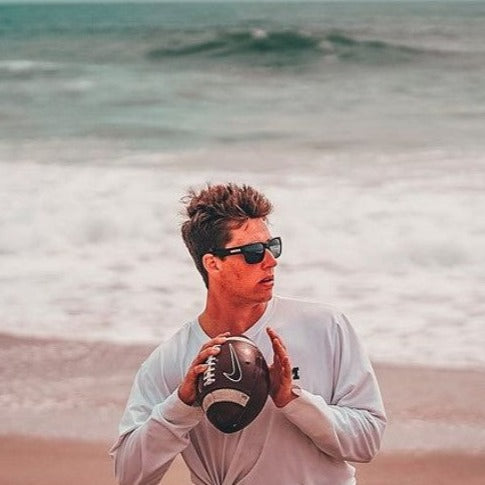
262, 248, 278, 268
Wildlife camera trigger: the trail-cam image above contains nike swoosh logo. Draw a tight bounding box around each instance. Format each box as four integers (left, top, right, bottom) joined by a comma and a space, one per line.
223, 343, 242, 383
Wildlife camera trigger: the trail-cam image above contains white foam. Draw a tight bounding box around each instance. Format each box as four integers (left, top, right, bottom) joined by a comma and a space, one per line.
0, 147, 484, 370
0, 59, 60, 75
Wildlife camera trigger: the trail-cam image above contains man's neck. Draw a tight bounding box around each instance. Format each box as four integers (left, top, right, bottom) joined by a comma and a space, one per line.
198, 296, 269, 337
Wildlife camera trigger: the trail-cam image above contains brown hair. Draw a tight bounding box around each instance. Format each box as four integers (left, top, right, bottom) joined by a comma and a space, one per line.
181, 183, 273, 287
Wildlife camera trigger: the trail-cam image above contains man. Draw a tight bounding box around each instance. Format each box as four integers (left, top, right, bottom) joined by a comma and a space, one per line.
110, 183, 386, 485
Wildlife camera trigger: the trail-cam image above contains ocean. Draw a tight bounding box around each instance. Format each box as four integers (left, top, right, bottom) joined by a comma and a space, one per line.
0, 1, 484, 370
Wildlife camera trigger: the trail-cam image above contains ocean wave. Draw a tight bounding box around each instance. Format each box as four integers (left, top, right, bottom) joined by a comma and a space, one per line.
147, 29, 422, 66
0, 60, 61, 79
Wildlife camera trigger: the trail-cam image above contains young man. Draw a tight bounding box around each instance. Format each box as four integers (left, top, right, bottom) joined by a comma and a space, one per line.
110, 183, 386, 485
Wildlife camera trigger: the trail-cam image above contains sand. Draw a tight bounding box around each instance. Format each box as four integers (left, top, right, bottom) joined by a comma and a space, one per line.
1, 333, 484, 484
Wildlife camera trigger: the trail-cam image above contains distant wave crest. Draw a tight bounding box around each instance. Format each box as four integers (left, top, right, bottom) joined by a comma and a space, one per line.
0, 60, 64, 82
147, 29, 422, 66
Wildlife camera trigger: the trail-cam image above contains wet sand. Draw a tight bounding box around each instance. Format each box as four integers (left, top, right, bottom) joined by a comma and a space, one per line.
1, 333, 484, 484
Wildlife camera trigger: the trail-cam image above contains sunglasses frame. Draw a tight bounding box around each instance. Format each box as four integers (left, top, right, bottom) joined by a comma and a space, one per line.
210, 236, 282, 264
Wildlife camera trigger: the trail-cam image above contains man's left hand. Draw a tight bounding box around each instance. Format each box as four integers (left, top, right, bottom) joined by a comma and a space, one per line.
266, 327, 299, 408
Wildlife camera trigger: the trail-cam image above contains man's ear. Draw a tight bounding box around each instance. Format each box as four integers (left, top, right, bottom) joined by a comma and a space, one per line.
202, 253, 221, 275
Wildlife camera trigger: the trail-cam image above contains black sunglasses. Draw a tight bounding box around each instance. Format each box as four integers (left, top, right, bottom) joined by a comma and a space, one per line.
210, 237, 282, 265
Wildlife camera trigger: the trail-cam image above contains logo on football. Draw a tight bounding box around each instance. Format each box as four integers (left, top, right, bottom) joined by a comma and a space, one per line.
197, 335, 270, 433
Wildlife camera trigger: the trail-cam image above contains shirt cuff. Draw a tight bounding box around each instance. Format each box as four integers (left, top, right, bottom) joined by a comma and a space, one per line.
151, 388, 204, 427
279, 388, 330, 422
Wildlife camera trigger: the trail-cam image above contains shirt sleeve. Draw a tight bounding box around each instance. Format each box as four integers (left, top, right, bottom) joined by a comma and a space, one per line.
109, 349, 203, 485
280, 312, 387, 463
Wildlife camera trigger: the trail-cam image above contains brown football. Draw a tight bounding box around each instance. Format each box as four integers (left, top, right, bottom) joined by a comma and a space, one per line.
197, 335, 270, 433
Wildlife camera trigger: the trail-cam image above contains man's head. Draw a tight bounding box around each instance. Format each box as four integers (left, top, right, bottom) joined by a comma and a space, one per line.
181, 183, 276, 293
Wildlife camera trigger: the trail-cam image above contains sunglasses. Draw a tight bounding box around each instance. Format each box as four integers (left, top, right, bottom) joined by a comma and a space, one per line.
210, 237, 282, 265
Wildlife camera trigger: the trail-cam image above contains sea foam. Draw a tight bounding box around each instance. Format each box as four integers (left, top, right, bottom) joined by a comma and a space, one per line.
1, 146, 484, 371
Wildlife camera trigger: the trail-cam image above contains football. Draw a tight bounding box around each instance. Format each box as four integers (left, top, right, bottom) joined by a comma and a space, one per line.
197, 335, 270, 433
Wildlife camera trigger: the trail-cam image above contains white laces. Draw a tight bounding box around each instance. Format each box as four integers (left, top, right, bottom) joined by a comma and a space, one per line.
203, 355, 217, 386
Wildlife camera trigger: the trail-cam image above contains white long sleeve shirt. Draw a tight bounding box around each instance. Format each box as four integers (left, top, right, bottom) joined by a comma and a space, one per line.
110, 296, 386, 485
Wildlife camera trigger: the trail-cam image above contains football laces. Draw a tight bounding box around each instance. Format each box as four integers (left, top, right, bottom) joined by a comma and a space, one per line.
203, 355, 217, 386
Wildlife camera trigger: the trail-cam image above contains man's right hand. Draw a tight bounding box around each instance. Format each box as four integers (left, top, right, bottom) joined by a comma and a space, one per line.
178, 332, 230, 406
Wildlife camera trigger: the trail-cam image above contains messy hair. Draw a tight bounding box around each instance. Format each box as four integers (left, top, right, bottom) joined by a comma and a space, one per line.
181, 183, 273, 288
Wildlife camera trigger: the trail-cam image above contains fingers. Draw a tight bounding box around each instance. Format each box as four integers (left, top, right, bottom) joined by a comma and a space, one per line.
188, 332, 231, 380
267, 327, 292, 378
266, 327, 288, 363
192, 332, 230, 367
193, 345, 220, 366
276, 352, 292, 380
189, 363, 209, 379
266, 328, 295, 407
179, 333, 230, 406
282, 355, 292, 379
266, 327, 287, 351
200, 332, 231, 351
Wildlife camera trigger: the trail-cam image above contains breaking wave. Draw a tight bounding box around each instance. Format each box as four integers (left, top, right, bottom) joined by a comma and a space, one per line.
147, 29, 423, 66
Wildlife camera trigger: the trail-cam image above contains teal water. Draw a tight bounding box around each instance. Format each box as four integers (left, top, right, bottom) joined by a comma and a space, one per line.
1, 2, 485, 154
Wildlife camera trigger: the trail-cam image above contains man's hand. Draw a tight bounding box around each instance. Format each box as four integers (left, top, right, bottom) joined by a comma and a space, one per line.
266, 327, 298, 408
178, 332, 230, 406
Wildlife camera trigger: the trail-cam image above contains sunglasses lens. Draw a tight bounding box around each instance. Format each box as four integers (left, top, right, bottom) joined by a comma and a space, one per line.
268, 238, 282, 259
242, 243, 265, 264
240, 238, 281, 264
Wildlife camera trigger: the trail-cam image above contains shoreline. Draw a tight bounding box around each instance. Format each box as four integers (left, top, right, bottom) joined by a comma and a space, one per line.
2, 435, 484, 485
2, 332, 485, 483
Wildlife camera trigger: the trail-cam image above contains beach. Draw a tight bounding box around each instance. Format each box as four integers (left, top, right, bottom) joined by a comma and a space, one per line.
1, 1, 485, 483
1, 333, 484, 485
2, 437, 484, 485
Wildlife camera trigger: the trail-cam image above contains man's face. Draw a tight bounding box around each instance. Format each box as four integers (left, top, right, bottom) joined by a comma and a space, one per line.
214, 218, 278, 305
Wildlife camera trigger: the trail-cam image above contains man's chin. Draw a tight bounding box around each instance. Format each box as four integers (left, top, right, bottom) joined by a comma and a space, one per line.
231, 286, 274, 305
255, 288, 273, 303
